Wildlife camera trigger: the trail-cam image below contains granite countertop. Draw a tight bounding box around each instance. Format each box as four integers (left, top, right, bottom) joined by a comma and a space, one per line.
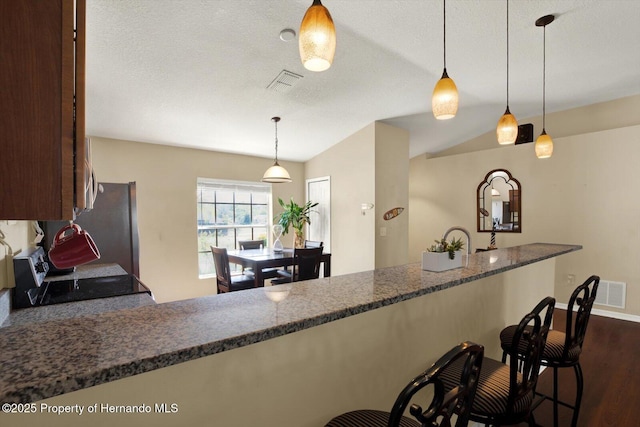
0, 243, 580, 403
1, 264, 156, 328
1, 293, 156, 328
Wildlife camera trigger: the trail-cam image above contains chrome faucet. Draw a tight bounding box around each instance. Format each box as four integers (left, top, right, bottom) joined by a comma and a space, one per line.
442, 226, 472, 255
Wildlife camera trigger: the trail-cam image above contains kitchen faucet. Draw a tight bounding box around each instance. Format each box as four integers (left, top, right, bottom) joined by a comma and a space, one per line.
442, 226, 472, 255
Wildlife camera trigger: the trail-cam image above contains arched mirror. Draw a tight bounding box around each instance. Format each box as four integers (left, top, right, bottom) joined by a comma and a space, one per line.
477, 169, 521, 233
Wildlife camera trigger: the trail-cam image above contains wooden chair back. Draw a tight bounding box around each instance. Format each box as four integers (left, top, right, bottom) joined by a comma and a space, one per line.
303, 240, 323, 249
238, 240, 264, 250
211, 246, 232, 291
292, 247, 323, 281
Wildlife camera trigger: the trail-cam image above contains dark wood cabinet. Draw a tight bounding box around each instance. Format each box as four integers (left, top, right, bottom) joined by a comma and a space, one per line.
0, 0, 86, 220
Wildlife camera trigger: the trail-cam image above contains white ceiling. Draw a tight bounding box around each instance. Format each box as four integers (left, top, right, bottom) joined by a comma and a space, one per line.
85, 0, 640, 161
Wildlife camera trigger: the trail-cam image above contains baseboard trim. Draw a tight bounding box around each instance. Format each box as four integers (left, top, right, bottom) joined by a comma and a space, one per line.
555, 303, 640, 323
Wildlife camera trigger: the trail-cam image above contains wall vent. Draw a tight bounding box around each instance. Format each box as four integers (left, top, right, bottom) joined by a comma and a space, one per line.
267, 70, 303, 93
595, 280, 626, 309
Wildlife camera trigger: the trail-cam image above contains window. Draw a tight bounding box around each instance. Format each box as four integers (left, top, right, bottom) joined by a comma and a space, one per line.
197, 178, 271, 278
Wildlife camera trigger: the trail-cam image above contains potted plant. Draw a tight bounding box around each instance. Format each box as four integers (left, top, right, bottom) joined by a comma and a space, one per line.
422, 237, 465, 272
275, 197, 319, 249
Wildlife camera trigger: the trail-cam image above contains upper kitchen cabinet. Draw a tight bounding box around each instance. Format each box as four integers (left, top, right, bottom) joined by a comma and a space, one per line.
0, 0, 86, 220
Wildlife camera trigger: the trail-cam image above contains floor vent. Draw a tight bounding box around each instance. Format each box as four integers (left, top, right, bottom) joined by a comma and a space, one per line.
595, 280, 626, 309
266, 70, 303, 93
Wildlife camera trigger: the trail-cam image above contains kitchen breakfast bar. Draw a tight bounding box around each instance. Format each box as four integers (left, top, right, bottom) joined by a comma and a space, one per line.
0, 243, 580, 427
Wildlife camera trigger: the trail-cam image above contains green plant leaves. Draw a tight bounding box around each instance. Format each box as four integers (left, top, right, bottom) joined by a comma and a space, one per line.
275, 197, 318, 235
427, 236, 465, 260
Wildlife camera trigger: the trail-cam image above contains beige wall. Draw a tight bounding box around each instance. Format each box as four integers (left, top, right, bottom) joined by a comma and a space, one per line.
90, 138, 305, 303
410, 111, 640, 316
304, 122, 410, 275
0, 221, 30, 289
305, 123, 377, 275
374, 122, 409, 269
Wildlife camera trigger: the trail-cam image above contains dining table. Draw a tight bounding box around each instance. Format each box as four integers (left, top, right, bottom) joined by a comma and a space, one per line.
227, 248, 331, 288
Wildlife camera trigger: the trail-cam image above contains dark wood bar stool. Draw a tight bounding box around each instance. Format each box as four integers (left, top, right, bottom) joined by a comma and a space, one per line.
325, 341, 484, 427
442, 297, 555, 427
500, 275, 600, 427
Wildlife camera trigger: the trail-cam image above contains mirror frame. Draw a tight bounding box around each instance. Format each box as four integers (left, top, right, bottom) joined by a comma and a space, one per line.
477, 169, 521, 233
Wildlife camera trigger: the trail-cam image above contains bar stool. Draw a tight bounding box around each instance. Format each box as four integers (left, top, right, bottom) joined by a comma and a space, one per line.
442, 297, 555, 427
499, 275, 599, 427
325, 341, 484, 427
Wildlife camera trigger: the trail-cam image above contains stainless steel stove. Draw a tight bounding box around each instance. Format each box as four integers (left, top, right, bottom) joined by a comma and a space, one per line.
12, 247, 152, 309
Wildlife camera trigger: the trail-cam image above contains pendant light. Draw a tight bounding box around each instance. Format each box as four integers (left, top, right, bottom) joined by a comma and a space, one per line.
496, 0, 518, 145
535, 14, 555, 159
432, 0, 458, 120
299, 0, 336, 72
262, 117, 292, 183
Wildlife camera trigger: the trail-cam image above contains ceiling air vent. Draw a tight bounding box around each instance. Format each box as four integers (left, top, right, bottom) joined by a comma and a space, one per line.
267, 70, 303, 93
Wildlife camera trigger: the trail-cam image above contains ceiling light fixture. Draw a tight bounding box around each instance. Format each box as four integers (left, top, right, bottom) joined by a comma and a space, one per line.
299, 0, 336, 72
496, 0, 518, 145
535, 14, 555, 159
262, 117, 292, 183
432, 0, 458, 120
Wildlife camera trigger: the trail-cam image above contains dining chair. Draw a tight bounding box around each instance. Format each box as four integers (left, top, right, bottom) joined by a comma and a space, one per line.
238, 240, 264, 250
237, 239, 279, 279
325, 341, 484, 427
210, 246, 255, 293
272, 247, 323, 284
442, 296, 555, 426
275, 240, 323, 278
303, 240, 323, 249
499, 275, 599, 427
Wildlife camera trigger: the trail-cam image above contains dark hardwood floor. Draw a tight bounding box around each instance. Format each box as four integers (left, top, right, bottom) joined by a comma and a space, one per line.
505, 309, 640, 426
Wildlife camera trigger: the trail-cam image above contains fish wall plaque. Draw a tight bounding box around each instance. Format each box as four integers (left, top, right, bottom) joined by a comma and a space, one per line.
383, 207, 404, 221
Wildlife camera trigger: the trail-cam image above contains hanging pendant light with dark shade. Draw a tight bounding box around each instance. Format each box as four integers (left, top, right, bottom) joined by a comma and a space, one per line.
535, 14, 555, 159
432, 0, 458, 120
262, 117, 292, 183
299, 0, 336, 72
496, 0, 518, 145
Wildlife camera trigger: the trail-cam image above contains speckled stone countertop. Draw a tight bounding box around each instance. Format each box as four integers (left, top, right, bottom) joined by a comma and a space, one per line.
1, 294, 156, 328
0, 243, 580, 403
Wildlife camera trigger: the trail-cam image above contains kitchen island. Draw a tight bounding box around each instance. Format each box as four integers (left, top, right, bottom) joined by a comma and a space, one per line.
0, 243, 580, 427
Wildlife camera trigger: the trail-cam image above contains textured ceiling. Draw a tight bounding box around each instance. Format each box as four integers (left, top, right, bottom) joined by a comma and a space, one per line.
85, 0, 640, 161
